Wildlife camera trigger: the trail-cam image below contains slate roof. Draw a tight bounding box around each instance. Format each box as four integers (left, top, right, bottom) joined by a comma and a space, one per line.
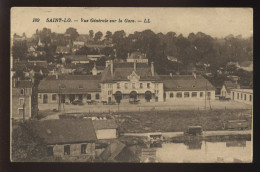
161, 75, 215, 91
100, 62, 160, 82
99, 140, 126, 161
92, 120, 117, 130
38, 75, 101, 93
31, 119, 97, 145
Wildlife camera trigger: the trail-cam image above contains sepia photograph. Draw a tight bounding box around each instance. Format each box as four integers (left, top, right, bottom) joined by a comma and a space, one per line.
10, 7, 253, 163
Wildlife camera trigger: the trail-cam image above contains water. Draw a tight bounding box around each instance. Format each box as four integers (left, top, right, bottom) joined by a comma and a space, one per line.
148, 140, 252, 163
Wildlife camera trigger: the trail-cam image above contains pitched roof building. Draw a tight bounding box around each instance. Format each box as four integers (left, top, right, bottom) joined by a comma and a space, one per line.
38, 52, 216, 106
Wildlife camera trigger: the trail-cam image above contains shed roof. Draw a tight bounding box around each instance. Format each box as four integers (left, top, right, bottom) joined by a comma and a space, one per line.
161, 75, 215, 91
38, 75, 101, 93
31, 119, 97, 145
92, 119, 117, 130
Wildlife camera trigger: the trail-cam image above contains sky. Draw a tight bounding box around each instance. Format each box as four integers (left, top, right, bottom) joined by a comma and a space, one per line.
11, 7, 253, 38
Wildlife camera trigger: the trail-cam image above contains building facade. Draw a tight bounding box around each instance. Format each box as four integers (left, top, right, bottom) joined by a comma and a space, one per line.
38, 52, 215, 105
32, 119, 97, 161
221, 81, 240, 99
231, 89, 253, 105
11, 80, 33, 120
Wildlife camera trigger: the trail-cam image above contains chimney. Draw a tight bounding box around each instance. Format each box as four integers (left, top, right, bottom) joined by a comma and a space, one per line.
170, 72, 173, 77
151, 62, 154, 76
110, 61, 113, 76
134, 61, 136, 71
128, 53, 130, 58
56, 73, 58, 79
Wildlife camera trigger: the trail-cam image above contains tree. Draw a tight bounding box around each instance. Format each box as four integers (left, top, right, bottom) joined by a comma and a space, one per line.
105, 31, 112, 40
65, 27, 79, 41
89, 30, 94, 38
12, 121, 48, 161
94, 31, 103, 42
12, 41, 28, 60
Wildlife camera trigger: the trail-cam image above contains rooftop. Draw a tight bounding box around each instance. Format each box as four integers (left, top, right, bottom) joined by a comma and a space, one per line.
161, 75, 215, 91
31, 119, 97, 145
92, 119, 118, 130
38, 75, 101, 93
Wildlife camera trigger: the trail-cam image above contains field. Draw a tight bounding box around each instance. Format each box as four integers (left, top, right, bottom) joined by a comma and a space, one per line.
114, 109, 252, 133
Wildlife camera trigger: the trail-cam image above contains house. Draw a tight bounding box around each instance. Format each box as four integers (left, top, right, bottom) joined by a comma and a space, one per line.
87, 54, 105, 61
38, 75, 102, 105
160, 74, 216, 102
230, 89, 253, 105
221, 81, 240, 98
11, 80, 33, 120
126, 51, 148, 64
238, 61, 253, 72
64, 55, 90, 64
92, 119, 118, 140
31, 119, 97, 161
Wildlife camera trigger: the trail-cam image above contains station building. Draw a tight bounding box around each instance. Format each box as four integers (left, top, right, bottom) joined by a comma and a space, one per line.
38, 52, 215, 105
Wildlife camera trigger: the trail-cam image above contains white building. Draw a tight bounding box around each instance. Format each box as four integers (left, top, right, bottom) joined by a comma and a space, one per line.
231, 89, 253, 105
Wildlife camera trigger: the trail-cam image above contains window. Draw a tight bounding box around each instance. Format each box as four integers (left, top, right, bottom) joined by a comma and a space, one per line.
200, 92, 203, 97
250, 95, 252, 102
87, 94, 91, 100
140, 83, 143, 89
19, 98, 24, 105
64, 145, 70, 155
117, 83, 120, 89
96, 93, 99, 100
108, 84, 113, 88
47, 146, 53, 156
244, 94, 246, 101
237, 93, 239, 99
108, 91, 112, 95
192, 92, 197, 97
79, 85, 83, 89
241, 93, 243, 100
81, 144, 87, 154
184, 92, 190, 98
60, 85, 66, 89
147, 83, 150, 89
125, 83, 128, 89
52, 94, 56, 101
177, 92, 182, 98
18, 109, 23, 116
132, 83, 135, 89
20, 89, 24, 95
170, 93, 174, 98
207, 92, 211, 97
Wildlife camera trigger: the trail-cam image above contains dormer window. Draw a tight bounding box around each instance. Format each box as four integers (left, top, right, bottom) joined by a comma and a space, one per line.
192, 85, 196, 88
177, 86, 182, 88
